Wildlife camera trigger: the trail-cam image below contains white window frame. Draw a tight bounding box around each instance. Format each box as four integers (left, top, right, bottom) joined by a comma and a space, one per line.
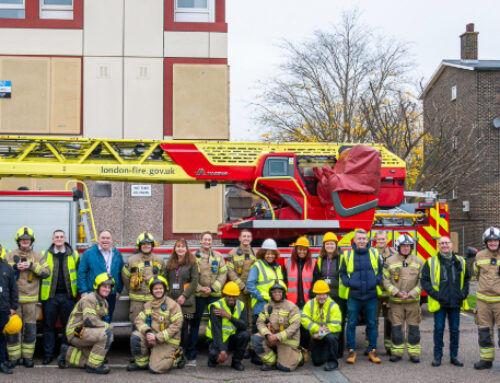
174, 0, 215, 23
451, 85, 457, 101
0, 0, 24, 19
40, 0, 73, 20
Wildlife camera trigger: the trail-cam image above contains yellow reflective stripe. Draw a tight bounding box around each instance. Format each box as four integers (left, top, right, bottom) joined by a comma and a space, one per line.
171, 312, 183, 322
162, 330, 170, 342
390, 296, 420, 303
129, 293, 154, 301
137, 323, 149, 332
219, 265, 227, 273
122, 267, 131, 277
213, 280, 222, 291
413, 287, 422, 295
282, 338, 299, 347
135, 356, 149, 367
139, 312, 147, 320
168, 338, 180, 346
476, 292, 500, 302
278, 311, 289, 316
144, 309, 154, 315
83, 308, 97, 316
19, 296, 38, 302
289, 313, 300, 324
408, 263, 421, 269
383, 269, 391, 278
480, 348, 495, 360
262, 350, 276, 363
388, 263, 402, 269
33, 263, 41, 273
476, 259, 491, 265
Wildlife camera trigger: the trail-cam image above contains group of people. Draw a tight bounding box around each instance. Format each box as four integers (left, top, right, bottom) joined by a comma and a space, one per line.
0, 225, 500, 376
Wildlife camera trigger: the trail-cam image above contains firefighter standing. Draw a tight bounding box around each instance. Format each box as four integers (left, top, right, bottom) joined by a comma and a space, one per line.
252, 283, 302, 372
5, 226, 50, 368
128, 276, 183, 374
473, 227, 500, 370
383, 234, 423, 363
122, 232, 165, 325
58, 273, 115, 374
206, 281, 249, 371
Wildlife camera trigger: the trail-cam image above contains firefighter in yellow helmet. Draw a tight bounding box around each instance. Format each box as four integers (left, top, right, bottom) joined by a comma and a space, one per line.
57, 272, 115, 374
301, 280, 342, 371
122, 232, 165, 325
252, 282, 303, 372
128, 276, 183, 374
5, 227, 50, 369
206, 281, 250, 371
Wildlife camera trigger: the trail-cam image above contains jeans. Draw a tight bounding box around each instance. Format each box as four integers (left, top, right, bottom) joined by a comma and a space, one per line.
346, 297, 378, 351
433, 307, 460, 359
42, 293, 75, 357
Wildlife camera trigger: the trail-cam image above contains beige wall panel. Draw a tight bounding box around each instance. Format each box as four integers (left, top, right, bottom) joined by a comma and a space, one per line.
124, 58, 163, 139
84, 0, 124, 56
0, 28, 82, 56
50, 58, 82, 135
172, 184, 224, 233
0, 178, 68, 191
209, 32, 228, 58
0, 57, 50, 134
164, 31, 209, 58
124, 0, 163, 57
83, 57, 123, 138
173, 64, 229, 139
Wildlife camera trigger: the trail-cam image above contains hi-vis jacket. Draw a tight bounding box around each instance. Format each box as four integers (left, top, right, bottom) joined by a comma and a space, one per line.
383, 253, 423, 303
40, 243, 79, 301
122, 252, 165, 302
301, 296, 342, 337
474, 248, 500, 302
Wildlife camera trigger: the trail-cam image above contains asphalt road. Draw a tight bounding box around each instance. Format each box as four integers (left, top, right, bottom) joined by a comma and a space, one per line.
4, 305, 500, 383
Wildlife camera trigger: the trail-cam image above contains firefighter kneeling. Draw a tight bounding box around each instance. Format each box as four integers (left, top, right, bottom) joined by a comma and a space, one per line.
128, 276, 183, 374
252, 282, 303, 372
206, 281, 250, 371
57, 273, 115, 374
301, 280, 342, 371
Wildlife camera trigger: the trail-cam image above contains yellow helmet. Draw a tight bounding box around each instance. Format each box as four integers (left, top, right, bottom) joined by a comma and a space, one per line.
222, 281, 241, 297
15, 226, 35, 244
294, 236, 310, 248
322, 232, 338, 243
93, 272, 115, 290
3, 314, 22, 335
136, 232, 156, 250
312, 280, 331, 294
148, 275, 168, 294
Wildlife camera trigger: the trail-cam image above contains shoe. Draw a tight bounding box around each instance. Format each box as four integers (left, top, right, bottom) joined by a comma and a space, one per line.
389, 355, 402, 362
243, 349, 251, 359
57, 344, 69, 369
324, 361, 338, 371
346, 349, 357, 364
85, 365, 110, 374
7, 359, 20, 369
260, 363, 276, 371
23, 358, 34, 368
207, 359, 217, 368
450, 357, 463, 367
409, 356, 420, 364
127, 362, 147, 371
42, 356, 53, 365
431, 358, 441, 367
368, 349, 381, 364
474, 360, 492, 370
231, 360, 245, 371
0, 362, 13, 375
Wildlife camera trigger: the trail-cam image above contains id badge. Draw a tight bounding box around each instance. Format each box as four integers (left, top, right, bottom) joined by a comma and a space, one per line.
172, 283, 180, 290
324, 278, 331, 285
491, 259, 498, 266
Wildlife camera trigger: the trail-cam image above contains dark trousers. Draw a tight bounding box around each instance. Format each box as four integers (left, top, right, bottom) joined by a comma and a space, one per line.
208, 330, 250, 363
190, 296, 218, 359
311, 333, 339, 366
433, 307, 460, 359
42, 293, 75, 357
181, 315, 194, 356
106, 294, 117, 322
332, 296, 347, 355
0, 311, 9, 363
300, 326, 311, 350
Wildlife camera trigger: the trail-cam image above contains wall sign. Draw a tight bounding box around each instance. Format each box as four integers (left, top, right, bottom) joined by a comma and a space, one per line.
0, 81, 11, 98
131, 184, 152, 197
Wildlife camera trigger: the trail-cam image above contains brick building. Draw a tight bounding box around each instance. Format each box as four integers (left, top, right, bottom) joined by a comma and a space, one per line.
0, 0, 229, 245
420, 23, 500, 251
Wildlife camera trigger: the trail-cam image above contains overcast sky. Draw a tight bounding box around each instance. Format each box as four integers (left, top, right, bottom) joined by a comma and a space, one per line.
226, 0, 500, 141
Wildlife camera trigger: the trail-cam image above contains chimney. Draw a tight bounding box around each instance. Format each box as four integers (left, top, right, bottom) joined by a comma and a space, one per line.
460, 23, 478, 60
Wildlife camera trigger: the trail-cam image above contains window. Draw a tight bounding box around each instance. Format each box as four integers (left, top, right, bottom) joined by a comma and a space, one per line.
0, 0, 25, 19
175, 0, 214, 22
451, 85, 457, 101
40, 0, 73, 20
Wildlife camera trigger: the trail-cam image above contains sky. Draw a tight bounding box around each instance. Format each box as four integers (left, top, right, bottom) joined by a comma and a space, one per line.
226, 0, 500, 141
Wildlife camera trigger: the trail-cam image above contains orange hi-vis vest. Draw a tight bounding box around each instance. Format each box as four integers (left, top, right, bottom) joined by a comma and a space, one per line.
286, 258, 316, 305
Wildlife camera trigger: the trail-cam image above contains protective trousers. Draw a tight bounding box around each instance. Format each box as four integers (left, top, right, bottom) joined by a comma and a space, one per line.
65, 328, 113, 368
6, 302, 38, 361
377, 296, 392, 351
390, 301, 421, 357
130, 330, 177, 373
476, 299, 500, 361
252, 334, 302, 372
129, 300, 146, 326
238, 293, 253, 331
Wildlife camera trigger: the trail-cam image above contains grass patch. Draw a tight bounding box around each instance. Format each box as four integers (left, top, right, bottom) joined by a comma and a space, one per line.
467, 294, 476, 309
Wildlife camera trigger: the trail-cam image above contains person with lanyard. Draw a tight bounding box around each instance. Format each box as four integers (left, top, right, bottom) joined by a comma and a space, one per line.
311, 232, 346, 357
189, 231, 227, 361
40, 230, 80, 365
165, 238, 199, 366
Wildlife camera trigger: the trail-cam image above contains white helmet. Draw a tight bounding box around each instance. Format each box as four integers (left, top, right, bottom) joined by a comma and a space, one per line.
395, 234, 414, 252
261, 238, 278, 251
482, 227, 500, 244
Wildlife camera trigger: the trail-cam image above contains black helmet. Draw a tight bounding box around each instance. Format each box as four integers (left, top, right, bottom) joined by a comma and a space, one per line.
269, 281, 287, 301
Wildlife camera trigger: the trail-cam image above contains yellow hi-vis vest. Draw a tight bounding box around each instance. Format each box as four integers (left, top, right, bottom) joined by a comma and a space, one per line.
338, 248, 382, 299
251, 259, 285, 308
40, 250, 79, 301
206, 298, 245, 342
301, 296, 342, 337
427, 255, 469, 312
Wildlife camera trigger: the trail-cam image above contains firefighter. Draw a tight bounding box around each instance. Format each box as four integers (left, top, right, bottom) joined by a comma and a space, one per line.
375, 230, 397, 355
301, 280, 342, 371
252, 283, 302, 372
473, 227, 500, 370
383, 234, 423, 363
128, 276, 183, 374
122, 232, 165, 325
5, 226, 50, 368
206, 281, 249, 371
58, 272, 115, 374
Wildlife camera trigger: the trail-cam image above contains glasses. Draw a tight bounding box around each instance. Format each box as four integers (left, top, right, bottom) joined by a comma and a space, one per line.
438, 242, 452, 245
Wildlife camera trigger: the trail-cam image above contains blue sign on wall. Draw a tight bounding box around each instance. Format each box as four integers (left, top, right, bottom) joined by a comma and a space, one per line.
0, 81, 12, 98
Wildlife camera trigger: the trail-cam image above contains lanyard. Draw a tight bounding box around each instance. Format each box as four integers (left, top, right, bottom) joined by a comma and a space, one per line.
326, 258, 332, 278
175, 267, 181, 281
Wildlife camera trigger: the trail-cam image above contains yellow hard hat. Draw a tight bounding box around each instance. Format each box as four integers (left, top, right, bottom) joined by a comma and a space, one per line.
312, 280, 331, 294
148, 275, 168, 294
136, 232, 156, 250
93, 272, 115, 290
222, 281, 241, 297
3, 314, 22, 335
294, 236, 310, 248
323, 232, 338, 243
15, 226, 35, 244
